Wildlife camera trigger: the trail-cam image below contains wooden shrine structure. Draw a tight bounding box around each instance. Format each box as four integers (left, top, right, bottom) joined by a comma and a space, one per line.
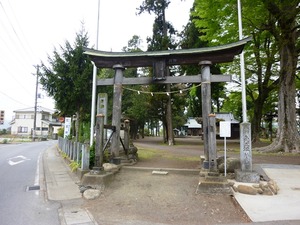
84, 37, 251, 171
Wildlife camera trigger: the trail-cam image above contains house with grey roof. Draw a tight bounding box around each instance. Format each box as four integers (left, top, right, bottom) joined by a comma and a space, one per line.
181, 113, 240, 139
10, 106, 61, 139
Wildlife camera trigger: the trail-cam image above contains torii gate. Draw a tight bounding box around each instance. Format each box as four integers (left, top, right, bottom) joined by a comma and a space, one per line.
84, 37, 251, 171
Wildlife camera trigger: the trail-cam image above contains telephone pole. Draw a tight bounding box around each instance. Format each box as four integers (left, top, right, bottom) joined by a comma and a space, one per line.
33, 65, 39, 141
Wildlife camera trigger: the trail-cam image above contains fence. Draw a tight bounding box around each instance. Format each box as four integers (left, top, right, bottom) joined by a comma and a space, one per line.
58, 137, 90, 170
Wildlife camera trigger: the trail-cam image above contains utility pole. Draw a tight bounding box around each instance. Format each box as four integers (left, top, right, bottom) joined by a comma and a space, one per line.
33, 65, 39, 141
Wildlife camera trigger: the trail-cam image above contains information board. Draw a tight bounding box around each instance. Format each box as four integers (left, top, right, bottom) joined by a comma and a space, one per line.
64, 117, 71, 138
220, 121, 231, 137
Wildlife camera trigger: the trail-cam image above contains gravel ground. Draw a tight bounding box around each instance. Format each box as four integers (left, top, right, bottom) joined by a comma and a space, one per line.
84, 136, 300, 225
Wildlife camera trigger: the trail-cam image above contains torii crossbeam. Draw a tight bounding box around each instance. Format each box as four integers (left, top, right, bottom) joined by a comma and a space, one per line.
84, 37, 251, 171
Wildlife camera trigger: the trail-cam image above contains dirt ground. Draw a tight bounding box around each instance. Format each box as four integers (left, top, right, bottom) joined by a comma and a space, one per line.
84, 137, 300, 225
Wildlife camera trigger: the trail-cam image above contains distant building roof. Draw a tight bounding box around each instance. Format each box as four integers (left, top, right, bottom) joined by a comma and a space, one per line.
215, 112, 239, 123
13, 106, 54, 114
184, 118, 202, 129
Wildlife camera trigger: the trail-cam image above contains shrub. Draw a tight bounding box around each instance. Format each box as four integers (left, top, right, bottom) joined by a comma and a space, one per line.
57, 128, 64, 137
69, 160, 80, 172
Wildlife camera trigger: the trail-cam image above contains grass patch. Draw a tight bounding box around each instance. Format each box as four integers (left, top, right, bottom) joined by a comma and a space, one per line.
164, 154, 199, 161
137, 147, 199, 161
137, 148, 162, 160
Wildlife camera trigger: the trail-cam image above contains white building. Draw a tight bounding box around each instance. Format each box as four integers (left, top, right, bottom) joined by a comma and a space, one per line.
183, 118, 202, 136
10, 107, 61, 138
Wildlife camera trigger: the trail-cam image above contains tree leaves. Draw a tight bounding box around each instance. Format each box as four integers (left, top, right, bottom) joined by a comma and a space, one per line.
39, 26, 93, 119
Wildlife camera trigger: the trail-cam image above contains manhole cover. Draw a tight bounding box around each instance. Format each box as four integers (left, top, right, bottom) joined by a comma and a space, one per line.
26, 185, 40, 191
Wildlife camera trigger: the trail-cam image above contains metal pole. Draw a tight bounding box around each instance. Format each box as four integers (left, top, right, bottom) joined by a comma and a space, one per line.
224, 137, 227, 177
90, 0, 101, 146
237, 0, 247, 123
238, 0, 252, 173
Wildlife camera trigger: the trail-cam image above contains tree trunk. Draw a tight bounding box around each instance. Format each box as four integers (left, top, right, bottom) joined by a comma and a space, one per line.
166, 85, 174, 145
162, 6, 174, 146
75, 111, 79, 142
162, 121, 167, 143
258, 3, 300, 152
251, 99, 264, 143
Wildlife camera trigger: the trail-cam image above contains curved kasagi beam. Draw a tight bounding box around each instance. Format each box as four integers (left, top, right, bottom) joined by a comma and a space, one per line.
84, 37, 251, 68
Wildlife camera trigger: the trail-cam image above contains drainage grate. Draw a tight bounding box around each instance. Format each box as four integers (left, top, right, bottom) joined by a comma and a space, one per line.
26, 185, 40, 191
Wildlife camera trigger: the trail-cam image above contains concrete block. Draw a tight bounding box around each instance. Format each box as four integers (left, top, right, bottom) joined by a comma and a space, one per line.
81, 171, 115, 187
196, 175, 233, 194
235, 169, 260, 183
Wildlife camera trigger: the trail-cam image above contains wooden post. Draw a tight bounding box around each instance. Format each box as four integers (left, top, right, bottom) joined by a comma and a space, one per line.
200, 61, 212, 169
111, 64, 124, 158
81, 144, 90, 170
124, 119, 130, 152
208, 114, 217, 171
94, 114, 104, 169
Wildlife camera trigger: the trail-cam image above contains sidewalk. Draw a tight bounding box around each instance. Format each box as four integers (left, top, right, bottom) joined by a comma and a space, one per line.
43, 144, 98, 225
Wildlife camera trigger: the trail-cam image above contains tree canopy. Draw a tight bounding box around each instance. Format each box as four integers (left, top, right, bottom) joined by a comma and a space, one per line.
192, 0, 300, 151
39, 26, 93, 141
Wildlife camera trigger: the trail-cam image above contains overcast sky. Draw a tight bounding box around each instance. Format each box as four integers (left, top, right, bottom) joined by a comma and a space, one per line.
0, 0, 193, 128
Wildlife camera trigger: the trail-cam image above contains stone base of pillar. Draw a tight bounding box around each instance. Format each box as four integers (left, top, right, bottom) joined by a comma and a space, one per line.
200, 160, 219, 177
202, 160, 209, 169
199, 168, 209, 177
91, 166, 104, 172
111, 157, 121, 165
196, 175, 232, 194
81, 171, 115, 187
235, 169, 260, 183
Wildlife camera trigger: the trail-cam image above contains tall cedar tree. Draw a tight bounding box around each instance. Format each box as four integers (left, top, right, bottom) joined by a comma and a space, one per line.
121, 35, 151, 138
39, 28, 93, 141
179, 6, 226, 117
137, 0, 177, 145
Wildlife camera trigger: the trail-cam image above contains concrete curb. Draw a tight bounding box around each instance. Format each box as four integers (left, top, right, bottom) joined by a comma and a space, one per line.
43, 144, 98, 225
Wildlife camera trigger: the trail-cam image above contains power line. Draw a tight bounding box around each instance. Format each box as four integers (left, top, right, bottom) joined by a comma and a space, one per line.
0, 1, 36, 63
6, 0, 38, 61
0, 61, 32, 97
0, 89, 31, 107
0, 0, 40, 103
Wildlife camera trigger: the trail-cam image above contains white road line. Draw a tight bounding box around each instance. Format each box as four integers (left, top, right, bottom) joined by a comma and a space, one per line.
35, 152, 42, 186
7, 155, 31, 166
34, 152, 43, 195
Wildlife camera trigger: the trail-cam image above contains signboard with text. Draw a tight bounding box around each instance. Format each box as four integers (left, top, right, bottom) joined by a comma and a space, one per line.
0, 110, 5, 125
64, 117, 71, 138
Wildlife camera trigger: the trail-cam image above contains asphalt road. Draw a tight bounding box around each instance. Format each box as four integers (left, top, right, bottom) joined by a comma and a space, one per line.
0, 141, 60, 225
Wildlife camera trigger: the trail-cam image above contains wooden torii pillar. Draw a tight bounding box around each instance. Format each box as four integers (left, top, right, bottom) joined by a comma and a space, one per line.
84, 37, 251, 169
